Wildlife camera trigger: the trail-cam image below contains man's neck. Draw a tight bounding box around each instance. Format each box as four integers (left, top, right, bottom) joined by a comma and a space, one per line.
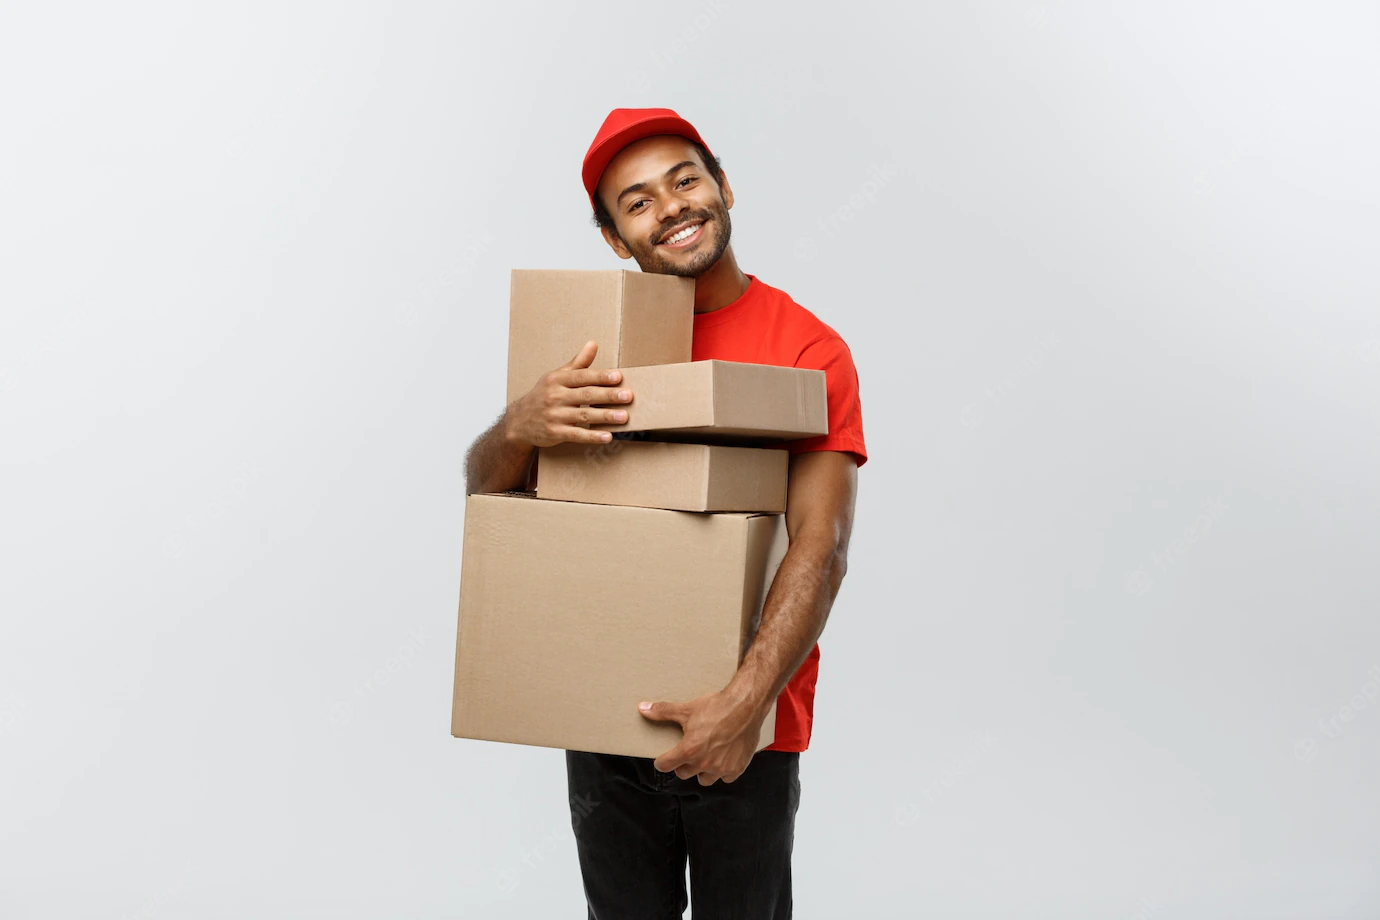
693, 246, 750, 314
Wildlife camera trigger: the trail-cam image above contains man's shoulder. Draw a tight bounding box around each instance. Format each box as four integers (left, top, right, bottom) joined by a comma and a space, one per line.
751, 277, 848, 355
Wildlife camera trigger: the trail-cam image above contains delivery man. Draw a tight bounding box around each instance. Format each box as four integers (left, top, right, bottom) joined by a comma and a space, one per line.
463, 108, 866, 918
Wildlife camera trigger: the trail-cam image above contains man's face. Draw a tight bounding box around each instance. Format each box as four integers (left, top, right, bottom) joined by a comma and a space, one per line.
596, 135, 733, 278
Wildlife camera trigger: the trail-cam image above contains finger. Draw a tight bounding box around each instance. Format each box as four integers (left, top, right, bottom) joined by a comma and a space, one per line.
549, 426, 615, 445
571, 386, 634, 405
654, 743, 691, 775
556, 367, 623, 388
638, 700, 687, 725
696, 772, 719, 787
551, 385, 632, 407
556, 406, 629, 427
559, 341, 599, 371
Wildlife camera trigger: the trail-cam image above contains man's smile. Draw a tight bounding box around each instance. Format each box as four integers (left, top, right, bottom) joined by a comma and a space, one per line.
656, 219, 707, 249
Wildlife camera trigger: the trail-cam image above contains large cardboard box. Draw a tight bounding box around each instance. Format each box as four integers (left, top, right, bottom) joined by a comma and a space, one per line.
451, 493, 785, 758
595, 360, 828, 441
537, 440, 789, 512
506, 269, 694, 404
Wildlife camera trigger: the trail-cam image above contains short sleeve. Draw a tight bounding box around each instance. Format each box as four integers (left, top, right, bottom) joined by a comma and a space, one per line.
789, 335, 867, 467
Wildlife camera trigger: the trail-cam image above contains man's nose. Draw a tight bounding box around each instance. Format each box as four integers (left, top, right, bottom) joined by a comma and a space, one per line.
654, 194, 690, 225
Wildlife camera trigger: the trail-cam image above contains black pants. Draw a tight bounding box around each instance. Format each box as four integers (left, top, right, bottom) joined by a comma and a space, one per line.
565, 749, 801, 919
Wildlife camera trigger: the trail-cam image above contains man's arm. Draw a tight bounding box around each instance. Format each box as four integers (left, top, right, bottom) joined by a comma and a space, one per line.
639, 449, 859, 784
464, 409, 541, 496
463, 340, 633, 496
726, 449, 857, 714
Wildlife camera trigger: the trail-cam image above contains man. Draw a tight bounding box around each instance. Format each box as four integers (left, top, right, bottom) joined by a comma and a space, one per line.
463, 108, 866, 918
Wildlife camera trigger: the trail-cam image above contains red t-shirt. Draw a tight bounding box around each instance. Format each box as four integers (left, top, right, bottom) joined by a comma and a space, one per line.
692, 274, 867, 753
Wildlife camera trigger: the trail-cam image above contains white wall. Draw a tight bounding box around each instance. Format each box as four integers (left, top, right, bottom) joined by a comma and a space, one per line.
2, 1, 1377, 917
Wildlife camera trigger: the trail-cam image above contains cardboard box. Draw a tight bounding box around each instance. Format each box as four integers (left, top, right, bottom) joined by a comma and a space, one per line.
451, 493, 785, 758
506, 269, 694, 404
538, 440, 789, 513
594, 360, 828, 441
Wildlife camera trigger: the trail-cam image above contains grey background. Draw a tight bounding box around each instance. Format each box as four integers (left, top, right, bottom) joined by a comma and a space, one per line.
2, 1, 1377, 917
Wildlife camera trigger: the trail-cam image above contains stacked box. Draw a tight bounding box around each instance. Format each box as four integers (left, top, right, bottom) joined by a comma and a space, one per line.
452, 269, 828, 757
451, 494, 785, 757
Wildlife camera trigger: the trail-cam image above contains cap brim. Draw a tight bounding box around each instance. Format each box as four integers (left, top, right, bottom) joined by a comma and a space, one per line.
583, 115, 710, 208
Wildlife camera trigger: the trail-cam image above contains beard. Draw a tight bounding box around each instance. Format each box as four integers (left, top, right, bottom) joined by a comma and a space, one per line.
623, 198, 732, 278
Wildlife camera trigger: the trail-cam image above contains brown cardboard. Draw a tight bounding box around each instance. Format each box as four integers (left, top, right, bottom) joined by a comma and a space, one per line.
506, 269, 694, 404
594, 360, 828, 441
537, 440, 789, 512
451, 493, 785, 758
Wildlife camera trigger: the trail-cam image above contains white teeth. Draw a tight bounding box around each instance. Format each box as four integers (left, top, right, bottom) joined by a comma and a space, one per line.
663, 223, 702, 244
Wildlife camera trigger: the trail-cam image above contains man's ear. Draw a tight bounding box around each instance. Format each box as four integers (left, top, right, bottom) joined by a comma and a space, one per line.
719, 171, 734, 210
600, 224, 633, 260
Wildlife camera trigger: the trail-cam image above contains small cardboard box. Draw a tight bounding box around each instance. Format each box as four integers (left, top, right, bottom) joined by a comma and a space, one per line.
506, 269, 694, 404
537, 440, 789, 513
595, 360, 828, 441
451, 493, 784, 758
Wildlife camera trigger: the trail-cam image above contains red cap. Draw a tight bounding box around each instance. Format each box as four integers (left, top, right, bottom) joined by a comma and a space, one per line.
582, 107, 711, 210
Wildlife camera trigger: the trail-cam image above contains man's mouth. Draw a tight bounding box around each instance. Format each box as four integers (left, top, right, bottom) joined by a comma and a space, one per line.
656, 220, 707, 249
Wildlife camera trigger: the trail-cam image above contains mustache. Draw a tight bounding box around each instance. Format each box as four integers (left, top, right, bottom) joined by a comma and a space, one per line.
651, 210, 716, 245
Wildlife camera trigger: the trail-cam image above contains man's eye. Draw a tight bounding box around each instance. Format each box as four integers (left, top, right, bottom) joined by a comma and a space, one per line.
678, 176, 696, 187
629, 200, 646, 212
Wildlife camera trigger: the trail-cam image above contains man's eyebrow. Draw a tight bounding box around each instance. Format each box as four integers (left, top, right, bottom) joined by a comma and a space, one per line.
615, 160, 699, 205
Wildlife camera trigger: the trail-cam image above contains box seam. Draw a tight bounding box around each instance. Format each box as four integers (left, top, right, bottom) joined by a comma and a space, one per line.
737, 520, 754, 664
452, 494, 488, 734
708, 359, 718, 427
616, 271, 626, 362
701, 444, 712, 509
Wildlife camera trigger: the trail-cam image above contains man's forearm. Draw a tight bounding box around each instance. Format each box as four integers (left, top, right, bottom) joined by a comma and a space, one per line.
464, 408, 536, 496
725, 529, 848, 716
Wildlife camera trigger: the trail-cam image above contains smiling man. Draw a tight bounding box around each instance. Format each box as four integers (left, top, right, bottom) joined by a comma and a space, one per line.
463, 108, 866, 918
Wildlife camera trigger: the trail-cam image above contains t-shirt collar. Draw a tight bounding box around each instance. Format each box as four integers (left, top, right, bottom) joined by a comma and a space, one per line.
693, 273, 762, 329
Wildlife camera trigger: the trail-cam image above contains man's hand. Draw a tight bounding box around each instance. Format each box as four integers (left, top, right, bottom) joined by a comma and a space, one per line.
639, 689, 770, 786
637, 452, 857, 781
505, 341, 634, 448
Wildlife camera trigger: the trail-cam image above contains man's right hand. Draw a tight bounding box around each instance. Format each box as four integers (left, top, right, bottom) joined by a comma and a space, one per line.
504, 341, 633, 448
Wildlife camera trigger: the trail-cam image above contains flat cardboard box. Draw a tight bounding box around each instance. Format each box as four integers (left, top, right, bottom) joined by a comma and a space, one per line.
451, 493, 784, 758
506, 269, 694, 404
538, 440, 789, 513
594, 360, 828, 441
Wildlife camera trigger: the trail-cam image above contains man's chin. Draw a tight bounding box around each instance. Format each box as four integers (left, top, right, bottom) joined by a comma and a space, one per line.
636, 233, 725, 277
641, 254, 715, 278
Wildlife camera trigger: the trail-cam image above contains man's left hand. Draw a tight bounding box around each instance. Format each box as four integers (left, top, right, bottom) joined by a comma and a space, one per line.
639, 689, 769, 786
